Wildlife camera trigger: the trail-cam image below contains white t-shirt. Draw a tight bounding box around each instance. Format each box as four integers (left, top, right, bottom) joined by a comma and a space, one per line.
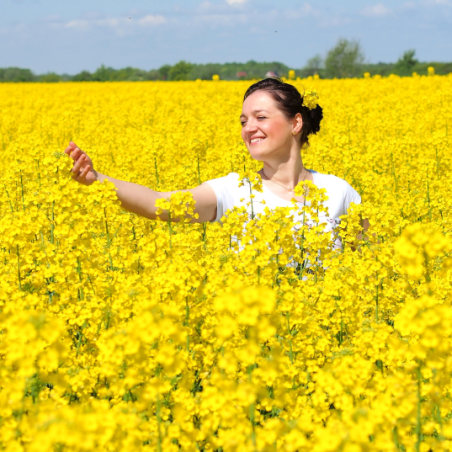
204, 170, 361, 233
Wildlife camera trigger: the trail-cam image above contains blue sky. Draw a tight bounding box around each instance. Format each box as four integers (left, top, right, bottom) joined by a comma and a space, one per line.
1, 0, 451, 74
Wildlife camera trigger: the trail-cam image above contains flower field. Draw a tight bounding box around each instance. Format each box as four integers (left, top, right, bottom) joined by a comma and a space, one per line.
1, 75, 452, 451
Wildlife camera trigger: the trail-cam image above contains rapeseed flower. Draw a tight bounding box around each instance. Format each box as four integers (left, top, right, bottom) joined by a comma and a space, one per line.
0, 76, 451, 451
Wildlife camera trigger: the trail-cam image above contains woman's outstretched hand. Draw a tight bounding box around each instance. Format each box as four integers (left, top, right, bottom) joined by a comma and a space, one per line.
64, 141, 97, 186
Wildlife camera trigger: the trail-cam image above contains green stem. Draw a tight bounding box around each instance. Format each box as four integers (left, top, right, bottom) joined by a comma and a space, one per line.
77, 257, 84, 300
36, 159, 41, 188
249, 403, 256, 450
50, 201, 55, 244
298, 210, 307, 280
286, 314, 294, 364
156, 396, 163, 452
393, 427, 401, 451
20, 172, 25, 211
426, 169, 432, 221
76, 326, 85, 356
202, 222, 207, 251
391, 152, 398, 195
167, 211, 172, 250
104, 208, 111, 247
185, 297, 190, 352
375, 275, 379, 322
154, 155, 160, 189
416, 365, 422, 452
17, 245, 22, 291
249, 181, 254, 220
4, 185, 13, 212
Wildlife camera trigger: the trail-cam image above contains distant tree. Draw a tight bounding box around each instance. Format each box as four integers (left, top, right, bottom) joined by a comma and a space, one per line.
60, 73, 72, 82
91, 65, 116, 82
72, 70, 93, 82
39, 72, 61, 83
158, 65, 171, 80
4, 55, 452, 83
109, 67, 142, 81
395, 49, 419, 75
143, 69, 161, 81
324, 38, 365, 78
126, 72, 145, 82
189, 63, 223, 80
168, 61, 193, 81
300, 54, 324, 77
0, 67, 35, 82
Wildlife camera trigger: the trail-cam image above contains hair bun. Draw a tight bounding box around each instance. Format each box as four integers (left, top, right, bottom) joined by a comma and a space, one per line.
309, 105, 323, 135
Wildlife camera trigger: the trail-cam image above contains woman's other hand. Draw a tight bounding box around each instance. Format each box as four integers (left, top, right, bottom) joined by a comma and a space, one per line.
64, 141, 97, 186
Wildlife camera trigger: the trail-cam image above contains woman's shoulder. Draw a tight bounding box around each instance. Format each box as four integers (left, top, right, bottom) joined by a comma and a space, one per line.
312, 171, 360, 198
204, 172, 240, 185
311, 170, 349, 188
202, 172, 243, 193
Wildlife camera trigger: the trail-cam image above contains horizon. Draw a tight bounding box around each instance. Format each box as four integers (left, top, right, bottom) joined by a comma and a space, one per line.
6, 56, 451, 76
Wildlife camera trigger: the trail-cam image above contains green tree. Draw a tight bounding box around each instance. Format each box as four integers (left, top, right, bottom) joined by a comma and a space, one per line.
168, 61, 193, 81
395, 50, 419, 75
158, 65, 171, 80
0, 67, 35, 82
300, 54, 324, 77
143, 69, 160, 81
91, 65, 116, 82
72, 71, 93, 82
39, 72, 61, 83
324, 38, 365, 78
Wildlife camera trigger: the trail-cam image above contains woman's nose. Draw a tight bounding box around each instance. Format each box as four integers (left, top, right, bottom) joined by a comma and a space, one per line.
244, 119, 258, 134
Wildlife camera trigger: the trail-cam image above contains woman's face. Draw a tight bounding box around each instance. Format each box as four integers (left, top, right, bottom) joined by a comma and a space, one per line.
240, 91, 297, 162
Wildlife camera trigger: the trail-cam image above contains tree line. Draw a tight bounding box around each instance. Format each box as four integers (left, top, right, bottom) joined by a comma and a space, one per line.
1, 39, 451, 83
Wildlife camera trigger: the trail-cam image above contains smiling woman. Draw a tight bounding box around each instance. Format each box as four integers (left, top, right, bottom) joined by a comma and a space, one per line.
65, 77, 367, 236
203, 78, 366, 236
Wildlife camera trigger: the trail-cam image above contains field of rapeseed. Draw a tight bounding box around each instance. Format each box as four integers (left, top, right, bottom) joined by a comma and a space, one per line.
1, 74, 452, 452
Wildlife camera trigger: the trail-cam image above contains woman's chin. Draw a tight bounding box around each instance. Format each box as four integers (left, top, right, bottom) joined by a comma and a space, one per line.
248, 147, 270, 161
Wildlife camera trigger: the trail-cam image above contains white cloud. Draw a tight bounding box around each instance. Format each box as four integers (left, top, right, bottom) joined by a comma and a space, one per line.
288, 3, 319, 18
64, 14, 166, 33
226, 0, 248, 5
98, 18, 122, 27
319, 15, 353, 27
361, 3, 393, 16
402, 0, 452, 7
65, 20, 90, 30
138, 15, 166, 26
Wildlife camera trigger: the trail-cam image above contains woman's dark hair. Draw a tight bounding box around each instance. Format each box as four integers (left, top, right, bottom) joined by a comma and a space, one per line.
243, 78, 323, 147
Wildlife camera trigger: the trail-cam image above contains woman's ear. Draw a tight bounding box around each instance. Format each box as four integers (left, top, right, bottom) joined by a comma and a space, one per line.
293, 112, 303, 134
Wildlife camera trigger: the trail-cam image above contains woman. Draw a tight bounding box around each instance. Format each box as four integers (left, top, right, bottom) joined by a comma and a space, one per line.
65, 78, 367, 236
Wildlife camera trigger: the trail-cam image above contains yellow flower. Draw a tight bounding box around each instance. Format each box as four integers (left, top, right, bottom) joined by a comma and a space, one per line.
302, 88, 320, 110
1, 74, 452, 451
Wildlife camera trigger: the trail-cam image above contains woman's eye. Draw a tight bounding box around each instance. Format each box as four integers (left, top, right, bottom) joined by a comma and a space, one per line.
240, 121, 246, 126
258, 116, 266, 120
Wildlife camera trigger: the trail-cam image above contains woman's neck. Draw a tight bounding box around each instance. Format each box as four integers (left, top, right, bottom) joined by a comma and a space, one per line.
261, 153, 311, 187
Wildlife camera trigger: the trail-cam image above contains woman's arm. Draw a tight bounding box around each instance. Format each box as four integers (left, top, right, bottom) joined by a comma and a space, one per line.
357, 217, 371, 242
64, 141, 218, 223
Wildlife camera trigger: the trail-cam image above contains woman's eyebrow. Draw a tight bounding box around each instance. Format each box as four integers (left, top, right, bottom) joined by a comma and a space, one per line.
240, 109, 268, 118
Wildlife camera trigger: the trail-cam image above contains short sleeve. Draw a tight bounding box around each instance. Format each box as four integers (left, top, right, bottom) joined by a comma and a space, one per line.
203, 173, 238, 222
343, 181, 361, 214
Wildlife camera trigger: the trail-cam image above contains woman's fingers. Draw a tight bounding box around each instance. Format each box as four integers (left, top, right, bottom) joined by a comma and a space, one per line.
65, 142, 94, 185
66, 143, 84, 162
64, 141, 78, 155
71, 154, 86, 178
71, 147, 83, 161
78, 165, 91, 182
